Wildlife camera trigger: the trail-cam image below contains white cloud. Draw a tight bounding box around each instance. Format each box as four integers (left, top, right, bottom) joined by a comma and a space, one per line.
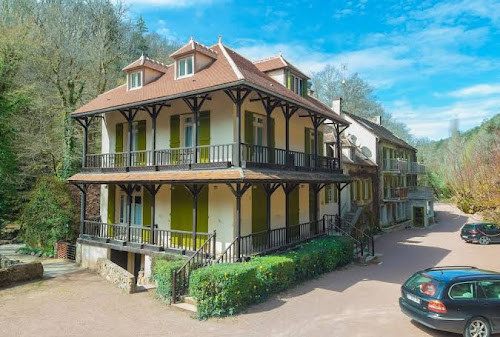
448, 84, 500, 97
412, 0, 500, 25
386, 97, 500, 140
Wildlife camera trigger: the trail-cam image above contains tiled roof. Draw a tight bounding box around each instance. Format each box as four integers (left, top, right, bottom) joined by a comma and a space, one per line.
254, 55, 310, 79
344, 112, 416, 151
68, 168, 351, 184
122, 55, 169, 73
169, 39, 218, 59
72, 38, 348, 125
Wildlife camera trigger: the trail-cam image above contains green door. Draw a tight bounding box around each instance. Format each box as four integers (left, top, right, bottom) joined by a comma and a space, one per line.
137, 120, 146, 165
170, 115, 180, 164
115, 124, 124, 166
171, 186, 208, 249
142, 188, 152, 242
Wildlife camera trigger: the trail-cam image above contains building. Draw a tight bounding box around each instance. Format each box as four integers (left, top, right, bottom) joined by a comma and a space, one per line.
329, 99, 434, 228
68, 37, 351, 281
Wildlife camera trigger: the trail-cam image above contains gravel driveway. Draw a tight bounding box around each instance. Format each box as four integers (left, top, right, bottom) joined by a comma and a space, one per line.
1, 203, 498, 337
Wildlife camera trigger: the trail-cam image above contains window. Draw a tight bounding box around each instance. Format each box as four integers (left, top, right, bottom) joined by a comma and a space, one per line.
118, 193, 142, 226
253, 114, 265, 146
178, 56, 194, 78
449, 282, 476, 300
129, 71, 142, 90
478, 281, 500, 299
183, 116, 194, 147
291, 74, 303, 95
404, 273, 441, 298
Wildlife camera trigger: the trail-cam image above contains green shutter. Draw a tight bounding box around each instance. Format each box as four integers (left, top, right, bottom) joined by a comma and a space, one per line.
115, 124, 124, 153
286, 69, 292, 89
302, 79, 308, 97
269, 117, 275, 163
244, 110, 254, 144
289, 187, 300, 239
107, 185, 115, 223
334, 184, 338, 203
357, 181, 362, 201
305, 128, 311, 167
252, 185, 267, 234
142, 188, 152, 242
199, 111, 210, 163
170, 115, 180, 148
317, 131, 324, 156
325, 184, 330, 204
137, 120, 146, 165
368, 180, 372, 199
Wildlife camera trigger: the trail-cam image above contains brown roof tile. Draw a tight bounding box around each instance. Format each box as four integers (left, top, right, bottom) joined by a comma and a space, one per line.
122, 56, 169, 73
254, 55, 310, 79
72, 38, 348, 126
169, 39, 218, 59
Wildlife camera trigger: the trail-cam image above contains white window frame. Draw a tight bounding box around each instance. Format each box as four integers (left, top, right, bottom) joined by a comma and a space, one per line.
128, 70, 143, 90
291, 74, 303, 95
177, 55, 194, 79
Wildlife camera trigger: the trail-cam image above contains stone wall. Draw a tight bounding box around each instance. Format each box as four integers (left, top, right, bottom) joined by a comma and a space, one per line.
0, 262, 44, 288
95, 258, 136, 294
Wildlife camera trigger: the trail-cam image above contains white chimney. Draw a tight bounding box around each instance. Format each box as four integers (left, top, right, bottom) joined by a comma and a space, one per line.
370, 116, 381, 125
332, 98, 342, 115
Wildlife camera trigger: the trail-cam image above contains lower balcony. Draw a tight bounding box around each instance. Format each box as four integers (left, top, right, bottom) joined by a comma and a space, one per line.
81, 219, 328, 258
83, 143, 341, 174
383, 187, 409, 201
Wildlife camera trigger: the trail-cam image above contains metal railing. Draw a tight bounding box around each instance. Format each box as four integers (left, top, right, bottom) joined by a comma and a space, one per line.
384, 187, 409, 200
171, 231, 216, 303
408, 162, 425, 174
214, 219, 327, 263
81, 220, 211, 252
240, 143, 340, 172
323, 214, 374, 257
383, 158, 409, 172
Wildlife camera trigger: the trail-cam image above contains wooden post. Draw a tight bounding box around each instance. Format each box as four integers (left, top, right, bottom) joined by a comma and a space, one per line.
224, 88, 252, 167
236, 183, 241, 260
192, 184, 198, 250
127, 190, 132, 242
152, 114, 157, 165
79, 184, 87, 237
285, 187, 290, 242
336, 124, 342, 171
82, 125, 88, 168
313, 124, 319, 168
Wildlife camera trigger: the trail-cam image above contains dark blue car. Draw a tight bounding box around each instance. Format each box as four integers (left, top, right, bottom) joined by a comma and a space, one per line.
400, 266, 500, 337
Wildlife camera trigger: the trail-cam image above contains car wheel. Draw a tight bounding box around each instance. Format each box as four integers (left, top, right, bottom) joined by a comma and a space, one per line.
464, 317, 490, 337
479, 236, 491, 245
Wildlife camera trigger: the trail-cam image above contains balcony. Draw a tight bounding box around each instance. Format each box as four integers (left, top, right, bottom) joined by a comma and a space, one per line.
408, 162, 426, 174
383, 187, 408, 201
382, 158, 408, 173
83, 143, 342, 174
408, 186, 434, 200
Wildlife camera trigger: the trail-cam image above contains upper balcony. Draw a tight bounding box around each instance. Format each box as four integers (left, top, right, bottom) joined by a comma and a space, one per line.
383, 187, 408, 201
83, 143, 341, 173
408, 162, 426, 174
382, 158, 408, 173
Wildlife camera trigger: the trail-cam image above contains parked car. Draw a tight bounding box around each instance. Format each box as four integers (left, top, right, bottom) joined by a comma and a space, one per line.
400, 266, 500, 337
461, 223, 500, 245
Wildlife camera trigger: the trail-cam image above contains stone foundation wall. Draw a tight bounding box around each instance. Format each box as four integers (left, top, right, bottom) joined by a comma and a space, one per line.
78, 242, 108, 269
0, 262, 44, 288
96, 258, 136, 294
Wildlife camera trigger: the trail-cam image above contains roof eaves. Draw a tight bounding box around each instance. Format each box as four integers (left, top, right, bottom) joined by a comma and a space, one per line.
219, 43, 244, 80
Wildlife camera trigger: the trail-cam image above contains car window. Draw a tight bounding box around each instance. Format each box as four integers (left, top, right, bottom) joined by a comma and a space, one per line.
478, 281, 500, 300
449, 282, 476, 300
404, 273, 441, 297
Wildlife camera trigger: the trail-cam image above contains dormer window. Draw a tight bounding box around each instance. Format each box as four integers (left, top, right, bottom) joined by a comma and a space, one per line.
129, 71, 142, 90
291, 74, 303, 95
177, 55, 194, 78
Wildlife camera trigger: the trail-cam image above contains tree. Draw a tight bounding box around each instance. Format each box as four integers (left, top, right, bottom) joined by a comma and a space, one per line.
311, 64, 413, 142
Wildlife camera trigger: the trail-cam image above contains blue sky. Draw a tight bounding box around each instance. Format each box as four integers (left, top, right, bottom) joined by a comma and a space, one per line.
123, 0, 500, 140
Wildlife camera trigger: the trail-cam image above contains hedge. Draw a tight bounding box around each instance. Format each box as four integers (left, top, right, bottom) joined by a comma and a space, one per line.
190, 263, 257, 319
151, 257, 186, 304
190, 236, 354, 319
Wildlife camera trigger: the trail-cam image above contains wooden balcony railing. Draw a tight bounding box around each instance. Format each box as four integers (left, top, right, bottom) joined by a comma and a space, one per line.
81, 220, 211, 252
383, 187, 409, 200
83, 143, 342, 173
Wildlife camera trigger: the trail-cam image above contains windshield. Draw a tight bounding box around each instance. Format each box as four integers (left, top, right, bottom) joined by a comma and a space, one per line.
404, 273, 442, 298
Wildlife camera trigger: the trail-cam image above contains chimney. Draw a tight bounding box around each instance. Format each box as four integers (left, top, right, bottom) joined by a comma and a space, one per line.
332, 97, 342, 115
308, 88, 315, 97
370, 116, 381, 125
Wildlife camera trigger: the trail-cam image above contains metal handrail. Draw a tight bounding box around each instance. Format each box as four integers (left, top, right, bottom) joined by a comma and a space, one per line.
172, 231, 216, 303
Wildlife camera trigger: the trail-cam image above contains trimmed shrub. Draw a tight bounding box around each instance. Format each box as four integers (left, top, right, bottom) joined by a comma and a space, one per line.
190, 263, 257, 319
248, 256, 295, 300
152, 258, 185, 304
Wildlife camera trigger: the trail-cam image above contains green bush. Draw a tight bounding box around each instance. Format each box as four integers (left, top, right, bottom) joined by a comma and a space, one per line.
21, 176, 74, 250
152, 258, 186, 304
248, 256, 295, 300
190, 263, 257, 319
188, 236, 355, 319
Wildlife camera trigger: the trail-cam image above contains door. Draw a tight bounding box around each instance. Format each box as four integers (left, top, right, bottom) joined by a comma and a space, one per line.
182, 116, 195, 164
170, 186, 208, 250
478, 280, 500, 331
413, 207, 424, 227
